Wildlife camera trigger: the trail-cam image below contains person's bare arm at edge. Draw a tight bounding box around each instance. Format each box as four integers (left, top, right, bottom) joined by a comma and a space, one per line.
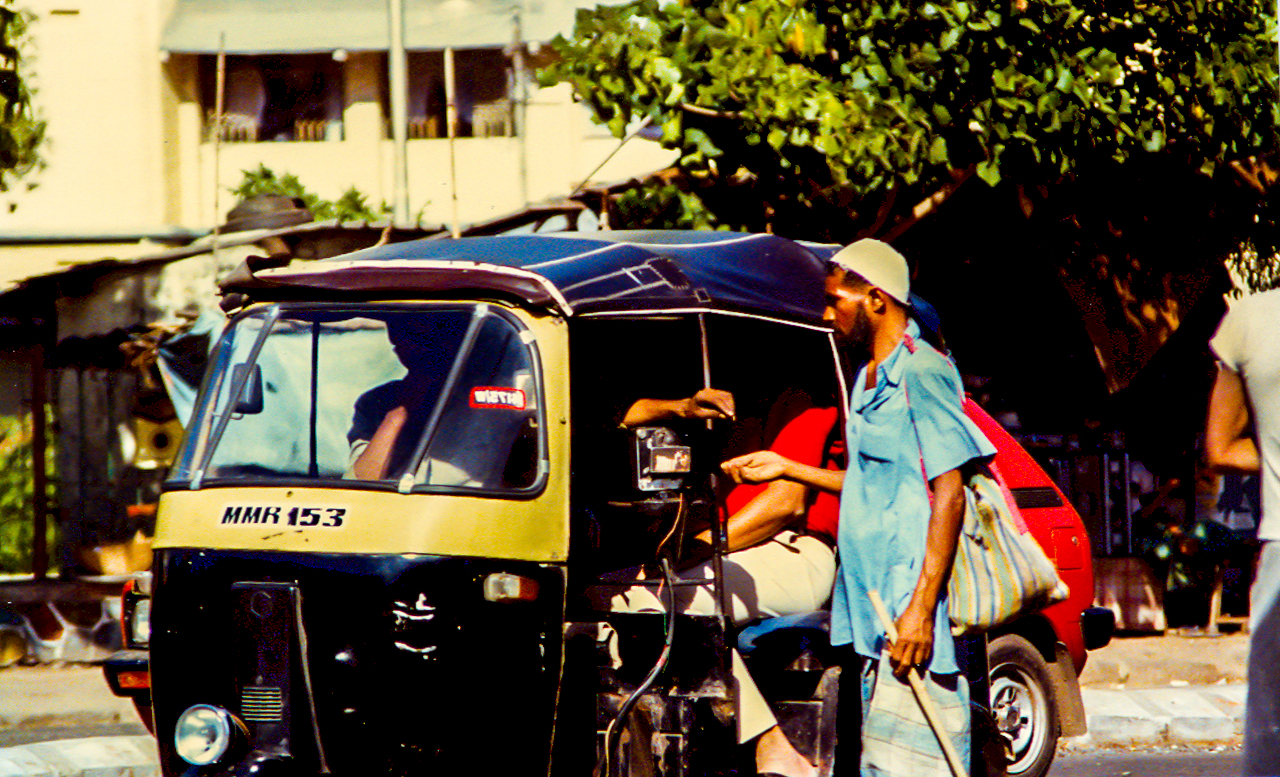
889, 466, 965, 679
351, 406, 410, 480
721, 449, 845, 495
1206, 364, 1260, 475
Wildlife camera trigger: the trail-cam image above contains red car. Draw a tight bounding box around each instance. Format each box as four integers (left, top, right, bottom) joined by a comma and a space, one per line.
969, 400, 1114, 777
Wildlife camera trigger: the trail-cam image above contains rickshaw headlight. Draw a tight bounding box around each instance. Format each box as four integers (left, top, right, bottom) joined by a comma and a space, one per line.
174, 704, 235, 765
129, 598, 151, 646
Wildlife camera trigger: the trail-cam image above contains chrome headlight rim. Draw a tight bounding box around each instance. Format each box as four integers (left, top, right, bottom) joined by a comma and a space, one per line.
174, 704, 238, 766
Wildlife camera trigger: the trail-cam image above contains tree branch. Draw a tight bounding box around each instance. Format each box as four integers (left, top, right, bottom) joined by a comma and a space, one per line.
881, 165, 976, 242
856, 185, 900, 239
681, 103, 744, 119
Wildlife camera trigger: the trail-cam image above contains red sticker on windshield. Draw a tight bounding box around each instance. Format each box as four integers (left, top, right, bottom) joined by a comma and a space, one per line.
470, 387, 526, 410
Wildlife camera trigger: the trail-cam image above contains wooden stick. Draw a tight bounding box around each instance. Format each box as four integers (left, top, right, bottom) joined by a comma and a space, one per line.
867, 589, 967, 777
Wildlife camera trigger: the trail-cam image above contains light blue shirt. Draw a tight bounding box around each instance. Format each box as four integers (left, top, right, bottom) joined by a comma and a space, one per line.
830, 320, 996, 674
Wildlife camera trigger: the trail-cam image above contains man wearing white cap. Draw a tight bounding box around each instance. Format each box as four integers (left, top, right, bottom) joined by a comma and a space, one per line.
724, 238, 995, 775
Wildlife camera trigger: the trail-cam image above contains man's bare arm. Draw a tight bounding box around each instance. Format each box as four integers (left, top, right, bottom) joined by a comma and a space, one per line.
721, 450, 844, 495
693, 479, 808, 551
351, 406, 409, 480
1206, 365, 1260, 475
889, 467, 965, 678
622, 388, 735, 427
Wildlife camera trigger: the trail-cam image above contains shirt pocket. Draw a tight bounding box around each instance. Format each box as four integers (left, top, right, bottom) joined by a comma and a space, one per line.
858, 424, 900, 463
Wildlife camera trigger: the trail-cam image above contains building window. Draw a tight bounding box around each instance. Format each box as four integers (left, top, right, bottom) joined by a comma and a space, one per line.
391, 48, 513, 139
199, 54, 345, 142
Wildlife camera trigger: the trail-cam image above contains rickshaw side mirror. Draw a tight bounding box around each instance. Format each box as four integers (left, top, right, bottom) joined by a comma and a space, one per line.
630, 427, 691, 492
230, 363, 265, 416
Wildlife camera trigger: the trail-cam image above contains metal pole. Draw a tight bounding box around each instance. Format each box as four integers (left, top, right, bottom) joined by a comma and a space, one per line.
697, 314, 731, 625
389, 0, 410, 226
445, 46, 460, 238
512, 5, 528, 206
29, 345, 47, 580
1123, 452, 1133, 555
1102, 452, 1112, 556
212, 34, 226, 259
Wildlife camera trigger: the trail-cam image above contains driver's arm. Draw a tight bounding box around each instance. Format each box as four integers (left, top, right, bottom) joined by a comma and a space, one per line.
621, 388, 736, 427
350, 406, 409, 480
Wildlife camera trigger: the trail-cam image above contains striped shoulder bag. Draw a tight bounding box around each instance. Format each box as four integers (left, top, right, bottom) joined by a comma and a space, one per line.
902, 369, 1066, 636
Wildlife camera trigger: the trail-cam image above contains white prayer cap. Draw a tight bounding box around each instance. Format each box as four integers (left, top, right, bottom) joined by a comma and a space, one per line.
827, 239, 909, 305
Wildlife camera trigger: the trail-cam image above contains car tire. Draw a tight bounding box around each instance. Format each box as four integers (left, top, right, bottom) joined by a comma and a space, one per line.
987, 634, 1059, 777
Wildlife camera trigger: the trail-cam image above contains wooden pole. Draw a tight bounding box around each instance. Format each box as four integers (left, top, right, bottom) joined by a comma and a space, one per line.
868, 589, 967, 777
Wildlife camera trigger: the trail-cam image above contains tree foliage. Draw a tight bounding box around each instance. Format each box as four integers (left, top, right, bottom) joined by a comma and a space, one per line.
0, 1, 43, 199
231, 164, 389, 223
0, 414, 57, 574
544, 0, 1278, 244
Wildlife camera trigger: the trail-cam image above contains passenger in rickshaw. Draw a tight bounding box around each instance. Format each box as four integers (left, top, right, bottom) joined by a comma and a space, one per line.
599, 386, 841, 777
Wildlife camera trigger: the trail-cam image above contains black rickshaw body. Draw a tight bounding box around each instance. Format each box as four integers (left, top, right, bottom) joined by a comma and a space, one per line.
139, 232, 851, 777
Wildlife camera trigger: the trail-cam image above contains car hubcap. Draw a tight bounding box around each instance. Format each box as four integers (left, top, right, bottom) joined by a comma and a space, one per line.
990, 664, 1049, 775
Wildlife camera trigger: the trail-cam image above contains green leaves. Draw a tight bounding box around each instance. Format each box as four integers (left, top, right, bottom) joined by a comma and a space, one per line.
541, 0, 1279, 236
0, 1, 41, 198
231, 165, 389, 222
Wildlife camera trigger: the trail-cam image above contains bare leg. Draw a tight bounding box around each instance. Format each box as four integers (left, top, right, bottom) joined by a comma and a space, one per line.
755, 725, 816, 777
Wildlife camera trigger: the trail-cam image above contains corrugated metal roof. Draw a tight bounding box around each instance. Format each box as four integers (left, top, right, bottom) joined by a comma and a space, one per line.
161, 0, 599, 54
0, 242, 171, 295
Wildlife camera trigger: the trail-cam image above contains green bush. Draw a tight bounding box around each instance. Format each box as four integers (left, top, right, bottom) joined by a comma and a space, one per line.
231, 164, 390, 223
0, 413, 58, 574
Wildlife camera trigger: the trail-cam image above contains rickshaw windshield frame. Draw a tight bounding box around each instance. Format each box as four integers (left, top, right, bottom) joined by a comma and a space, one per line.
167, 301, 550, 499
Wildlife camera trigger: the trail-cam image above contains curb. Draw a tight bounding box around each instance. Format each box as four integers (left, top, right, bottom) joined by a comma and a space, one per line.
1069, 684, 1246, 747
0, 736, 159, 777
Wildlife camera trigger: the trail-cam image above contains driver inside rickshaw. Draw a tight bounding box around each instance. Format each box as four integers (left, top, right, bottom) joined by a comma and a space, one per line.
599, 385, 841, 777
346, 316, 473, 483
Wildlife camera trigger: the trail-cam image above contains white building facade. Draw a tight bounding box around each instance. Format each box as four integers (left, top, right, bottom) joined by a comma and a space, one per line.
2, 0, 672, 237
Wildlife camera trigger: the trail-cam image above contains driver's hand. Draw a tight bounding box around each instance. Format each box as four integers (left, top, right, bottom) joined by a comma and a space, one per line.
721, 450, 791, 484
683, 388, 735, 421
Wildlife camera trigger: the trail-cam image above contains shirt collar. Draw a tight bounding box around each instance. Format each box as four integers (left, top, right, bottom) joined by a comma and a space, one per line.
878, 319, 922, 389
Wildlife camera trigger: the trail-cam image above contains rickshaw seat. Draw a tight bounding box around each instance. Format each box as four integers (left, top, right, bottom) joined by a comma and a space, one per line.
736, 610, 830, 657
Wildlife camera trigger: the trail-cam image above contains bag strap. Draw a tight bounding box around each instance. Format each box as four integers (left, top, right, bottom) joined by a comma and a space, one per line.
900, 362, 934, 505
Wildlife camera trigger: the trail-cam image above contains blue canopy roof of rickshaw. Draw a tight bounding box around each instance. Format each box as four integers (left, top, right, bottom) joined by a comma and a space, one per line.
254, 231, 833, 324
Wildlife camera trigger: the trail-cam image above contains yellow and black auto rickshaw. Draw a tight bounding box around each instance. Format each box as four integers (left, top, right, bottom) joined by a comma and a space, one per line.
106, 231, 859, 777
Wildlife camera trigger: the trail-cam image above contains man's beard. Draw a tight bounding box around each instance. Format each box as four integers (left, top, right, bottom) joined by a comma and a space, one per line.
840, 303, 873, 356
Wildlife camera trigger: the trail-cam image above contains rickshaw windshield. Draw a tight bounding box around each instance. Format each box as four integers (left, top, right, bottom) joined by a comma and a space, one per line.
170, 303, 546, 494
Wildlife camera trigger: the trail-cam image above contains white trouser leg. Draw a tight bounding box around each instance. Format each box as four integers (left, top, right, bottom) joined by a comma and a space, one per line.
599, 531, 837, 743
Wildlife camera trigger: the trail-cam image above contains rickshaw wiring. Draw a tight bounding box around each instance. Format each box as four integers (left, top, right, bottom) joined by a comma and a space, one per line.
601, 555, 677, 777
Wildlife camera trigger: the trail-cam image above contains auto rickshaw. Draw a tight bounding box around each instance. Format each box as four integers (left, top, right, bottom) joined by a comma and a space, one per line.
104, 230, 1110, 777
106, 231, 861, 777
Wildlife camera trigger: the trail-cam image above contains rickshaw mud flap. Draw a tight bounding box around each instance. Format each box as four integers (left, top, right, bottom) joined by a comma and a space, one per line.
231, 582, 330, 773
